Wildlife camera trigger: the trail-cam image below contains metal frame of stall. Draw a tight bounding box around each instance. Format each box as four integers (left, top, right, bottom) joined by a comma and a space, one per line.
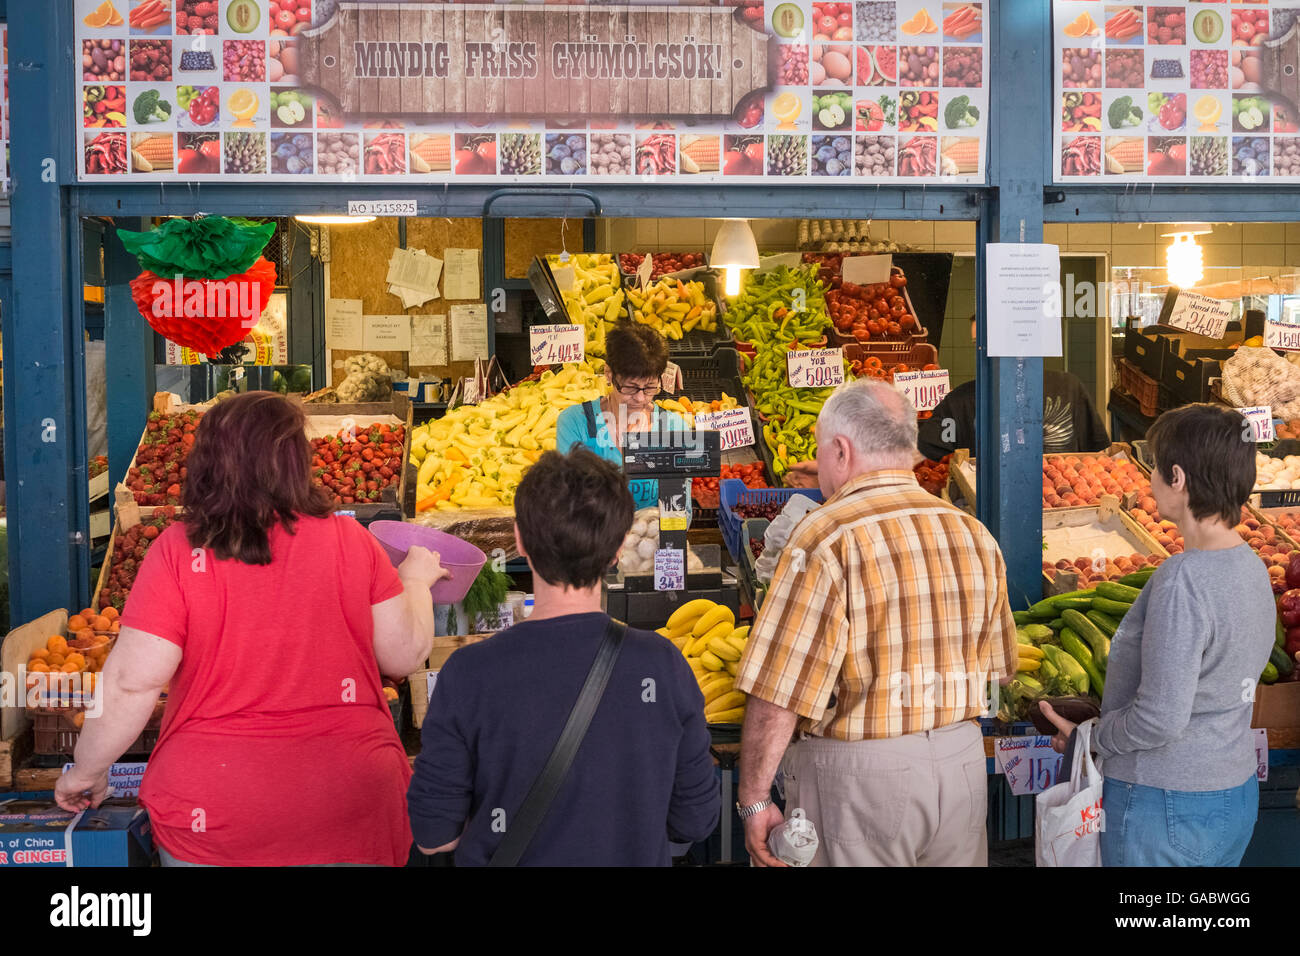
5, 0, 1047, 625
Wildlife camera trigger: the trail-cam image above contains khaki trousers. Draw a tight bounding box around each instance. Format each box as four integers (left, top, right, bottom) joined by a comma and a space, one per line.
779, 721, 988, 867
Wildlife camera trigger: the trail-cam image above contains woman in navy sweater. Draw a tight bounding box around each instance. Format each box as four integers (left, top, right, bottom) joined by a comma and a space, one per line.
408, 446, 719, 865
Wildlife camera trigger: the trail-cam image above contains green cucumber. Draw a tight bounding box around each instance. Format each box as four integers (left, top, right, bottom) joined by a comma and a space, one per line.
1061, 628, 1106, 697
1013, 610, 1035, 626
1053, 597, 1097, 612
1261, 662, 1279, 685
1041, 643, 1089, 695
1086, 610, 1120, 638
1276, 616, 1285, 650
1096, 581, 1143, 603
1269, 643, 1295, 677
1118, 567, 1156, 588
1062, 609, 1111, 671
1048, 617, 1065, 631
1091, 597, 1135, 618
1027, 588, 1096, 618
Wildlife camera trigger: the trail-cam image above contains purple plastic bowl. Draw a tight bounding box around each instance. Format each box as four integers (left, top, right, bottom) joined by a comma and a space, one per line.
368, 521, 488, 605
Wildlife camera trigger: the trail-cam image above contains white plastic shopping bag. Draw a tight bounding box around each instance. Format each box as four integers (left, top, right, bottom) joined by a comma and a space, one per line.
1034, 718, 1104, 867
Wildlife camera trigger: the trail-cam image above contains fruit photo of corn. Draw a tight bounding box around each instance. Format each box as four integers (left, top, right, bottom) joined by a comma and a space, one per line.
409, 133, 452, 173
679, 134, 721, 173
131, 132, 174, 171
656, 598, 750, 724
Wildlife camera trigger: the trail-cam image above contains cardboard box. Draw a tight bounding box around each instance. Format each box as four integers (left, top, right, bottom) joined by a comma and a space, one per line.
1040, 497, 1169, 595
0, 798, 153, 867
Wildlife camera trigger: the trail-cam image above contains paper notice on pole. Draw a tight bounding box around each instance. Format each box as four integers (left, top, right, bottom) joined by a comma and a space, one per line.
326, 298, 364, 350
444, 248, 481, 300
385, 247, 443, 296
1165, 290, 1232, 340
841, 255, 892, 285
1241, 405, 1275, 443
985, 243, 1062, 357
364, 314, 412, 352
994, 736, 1063, 796
893, 368, 950, 412
450, 303, 490, 361
411, 314, 449, 367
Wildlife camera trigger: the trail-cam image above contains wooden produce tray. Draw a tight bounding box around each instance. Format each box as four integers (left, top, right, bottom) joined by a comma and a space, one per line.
408, 633, 494, 728
0, 725, 33, 791
951, 443, 1142, 515
0, 609, 71, 743
1246, 504, 1300, 554
828, 266, 928, 353
300, 394, 413, 522
1040, 496, 1169, 596
115, 392, 206, 519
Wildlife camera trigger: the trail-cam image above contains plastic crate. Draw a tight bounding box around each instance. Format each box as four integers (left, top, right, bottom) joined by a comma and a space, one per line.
717, 479, 824, 561
32, 706, 161, 757
1116, 358, 1160, 417
843, 342, 939, 376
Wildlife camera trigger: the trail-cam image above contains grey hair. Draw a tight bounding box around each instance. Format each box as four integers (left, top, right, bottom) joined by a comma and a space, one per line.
817, 378, 918, 461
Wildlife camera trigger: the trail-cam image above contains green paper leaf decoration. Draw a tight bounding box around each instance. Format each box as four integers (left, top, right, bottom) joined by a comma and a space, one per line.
116, 216, 276, 280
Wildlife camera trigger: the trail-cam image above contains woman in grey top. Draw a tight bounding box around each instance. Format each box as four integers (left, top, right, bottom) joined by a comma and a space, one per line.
1043, 403, 1275, 866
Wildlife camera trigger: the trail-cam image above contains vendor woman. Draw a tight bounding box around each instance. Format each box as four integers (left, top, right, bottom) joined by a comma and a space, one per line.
556, 321, 685, 511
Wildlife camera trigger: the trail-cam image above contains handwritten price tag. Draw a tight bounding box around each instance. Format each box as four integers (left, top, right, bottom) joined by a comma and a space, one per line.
348, 199, 418, 217
1166, 291, 1231, 340
529, 324, 585, 365
1266, 320, 1300, 352
994, 736, 1063, 796
636, 255, 653, 289
694, 407, 756, 450
893, 368, 950, 412
654, 548, 686, 591
787, 347, 845, 389
1242, 405, 1275, 443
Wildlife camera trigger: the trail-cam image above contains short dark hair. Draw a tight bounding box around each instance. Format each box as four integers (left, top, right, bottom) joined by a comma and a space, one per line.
605, 321, 669, 381
1146, 403, 1255, 525
182, 391, 333, 564
514, 446, 634, 588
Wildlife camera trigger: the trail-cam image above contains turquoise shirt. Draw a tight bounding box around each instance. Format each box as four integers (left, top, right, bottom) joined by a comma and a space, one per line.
555, 400, 688, 511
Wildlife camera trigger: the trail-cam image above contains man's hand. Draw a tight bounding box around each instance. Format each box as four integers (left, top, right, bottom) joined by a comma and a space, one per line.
784, 460, 819, 489
1039, 701, 1077, 754
742, 803, 789, 867
55, 764, 110, 812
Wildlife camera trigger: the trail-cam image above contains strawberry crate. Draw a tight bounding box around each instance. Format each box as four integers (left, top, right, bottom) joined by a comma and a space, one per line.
718, 479, 823, 561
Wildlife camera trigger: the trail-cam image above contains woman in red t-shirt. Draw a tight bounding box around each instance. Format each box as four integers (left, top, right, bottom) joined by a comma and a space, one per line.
55, 392, 446, 866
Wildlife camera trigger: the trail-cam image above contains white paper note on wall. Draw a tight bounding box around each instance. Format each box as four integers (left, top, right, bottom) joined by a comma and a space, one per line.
411, 314, 449, 367
364, 315, 412, 352
326, 299, 364, 350
451, 304, 489, 361
444, 248, 481, 300
985, 243, 1062, 357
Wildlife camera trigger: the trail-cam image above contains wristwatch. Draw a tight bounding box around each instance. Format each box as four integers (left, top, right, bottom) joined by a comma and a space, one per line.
736, 798, 773, 820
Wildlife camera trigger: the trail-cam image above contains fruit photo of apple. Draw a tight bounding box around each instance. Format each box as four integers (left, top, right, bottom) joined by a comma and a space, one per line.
270, 88, 313, 128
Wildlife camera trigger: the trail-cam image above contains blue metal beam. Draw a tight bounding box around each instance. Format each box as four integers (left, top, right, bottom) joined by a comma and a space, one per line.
74, 182, 986, 222
103, 220, 154, 498
1046, 184, 1300, 222
976, 0, 1047, 610
7, 1, 89, 620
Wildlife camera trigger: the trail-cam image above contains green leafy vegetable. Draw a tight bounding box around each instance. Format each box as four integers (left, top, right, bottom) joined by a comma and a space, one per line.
944, 94, 980, 129
1108, 95, 1142, 129
132, 90, 171, 125
461, 563, 514, 624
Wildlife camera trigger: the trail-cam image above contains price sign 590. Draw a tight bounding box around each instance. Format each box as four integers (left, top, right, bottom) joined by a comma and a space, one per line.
529, 324, 585, 366
787, 347, 845, 389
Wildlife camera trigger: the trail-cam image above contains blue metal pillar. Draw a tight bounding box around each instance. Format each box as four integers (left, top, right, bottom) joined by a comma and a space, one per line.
976, 0, 1048, 608
6, 2, 89, 620
104, 220, 154, 493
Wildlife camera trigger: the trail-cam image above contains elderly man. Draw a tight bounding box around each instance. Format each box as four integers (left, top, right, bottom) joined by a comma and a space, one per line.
735, 379, 1019, 867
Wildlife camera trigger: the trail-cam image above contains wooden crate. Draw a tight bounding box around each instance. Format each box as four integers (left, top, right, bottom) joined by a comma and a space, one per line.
0, 609, 71, 742
113, 392, 206, 519
1247, 504, 1300, 554
407, 633, 493, 729
950, 443, 1141, 515
0, 725, 32, 791
1040, 496, 1169, 595
299, 394, 413, 521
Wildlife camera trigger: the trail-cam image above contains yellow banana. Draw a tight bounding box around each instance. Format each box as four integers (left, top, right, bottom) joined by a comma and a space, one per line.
707, 637, 741, 662
725, 661, 739, 677
699, 651, 725, 672
707, 706, 746, 724
1017, 644, 1045, 661
700, 677, 735, 705
691, 604, 735, 638
687, 620, 734, 657
667, 599, 715, 632
1016, 660, 1042, 674
705, 691, 747, 716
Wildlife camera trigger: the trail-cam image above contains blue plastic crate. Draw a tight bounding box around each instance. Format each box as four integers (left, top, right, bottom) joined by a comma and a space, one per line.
717, 479, 823, 561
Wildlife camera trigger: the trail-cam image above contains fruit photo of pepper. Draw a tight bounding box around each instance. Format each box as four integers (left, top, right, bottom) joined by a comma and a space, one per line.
364, 131, 407, 175
85, 131, 128, 174
636, 133, 677, 175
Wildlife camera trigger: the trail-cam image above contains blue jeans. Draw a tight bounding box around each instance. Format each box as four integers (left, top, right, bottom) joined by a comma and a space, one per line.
1100, 776, 1258, 867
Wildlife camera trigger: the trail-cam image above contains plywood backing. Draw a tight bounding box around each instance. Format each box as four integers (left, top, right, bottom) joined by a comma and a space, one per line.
505, 219, 568, 279
327, 218, 486, 386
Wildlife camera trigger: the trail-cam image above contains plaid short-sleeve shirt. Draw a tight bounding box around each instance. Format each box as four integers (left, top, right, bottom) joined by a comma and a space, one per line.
734, 470, 1019, 740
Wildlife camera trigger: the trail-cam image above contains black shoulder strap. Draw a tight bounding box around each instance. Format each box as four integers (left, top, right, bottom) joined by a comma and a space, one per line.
487, 617, 627, 867
583, 399, 599, 439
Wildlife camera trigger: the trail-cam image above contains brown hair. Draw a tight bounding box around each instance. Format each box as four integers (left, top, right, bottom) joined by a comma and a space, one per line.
182, 391, 333, 564
605, 321, 669, 381
1146, 403, 1256, 525
514, 446, 634, 588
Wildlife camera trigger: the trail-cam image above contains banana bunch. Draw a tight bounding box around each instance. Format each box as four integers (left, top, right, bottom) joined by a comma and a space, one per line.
655, 599, 749, 724
409, 363, 606, 512
548, 253, 625, 358
655, 392, 739, 428
626, 278, 718, 341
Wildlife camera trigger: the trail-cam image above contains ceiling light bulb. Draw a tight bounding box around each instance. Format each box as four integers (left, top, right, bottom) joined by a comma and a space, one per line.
1166, 233, 1203, 289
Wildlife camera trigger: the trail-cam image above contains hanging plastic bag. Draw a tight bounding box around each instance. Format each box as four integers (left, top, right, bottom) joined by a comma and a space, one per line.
1034, 718, 1104, 867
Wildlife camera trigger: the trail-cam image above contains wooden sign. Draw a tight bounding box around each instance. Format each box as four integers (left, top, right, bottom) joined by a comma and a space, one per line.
299, 2, 771, 121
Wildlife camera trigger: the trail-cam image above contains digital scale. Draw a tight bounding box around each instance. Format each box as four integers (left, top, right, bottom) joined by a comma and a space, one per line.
622, 430, 721, 591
